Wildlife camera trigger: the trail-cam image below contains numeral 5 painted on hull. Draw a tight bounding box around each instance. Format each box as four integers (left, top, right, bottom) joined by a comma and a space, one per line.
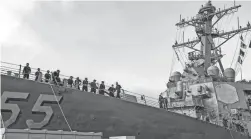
26, 94, 62, 129
1, 91, 62, 129
1, 91, 29, 127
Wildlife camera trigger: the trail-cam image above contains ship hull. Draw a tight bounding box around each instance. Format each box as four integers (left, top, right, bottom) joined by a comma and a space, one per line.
1, 75, 248, 139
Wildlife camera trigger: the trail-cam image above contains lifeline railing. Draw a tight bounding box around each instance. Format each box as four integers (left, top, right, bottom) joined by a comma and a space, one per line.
0, 61, 160, 108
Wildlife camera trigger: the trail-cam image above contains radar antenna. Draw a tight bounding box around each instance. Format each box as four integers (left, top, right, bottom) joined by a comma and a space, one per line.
173, 1, 251, 73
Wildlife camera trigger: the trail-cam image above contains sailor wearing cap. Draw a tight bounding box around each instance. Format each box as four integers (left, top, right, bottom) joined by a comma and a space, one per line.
82, 78, 89, 92
90, 79, 98, 94
99, 81, 106, 95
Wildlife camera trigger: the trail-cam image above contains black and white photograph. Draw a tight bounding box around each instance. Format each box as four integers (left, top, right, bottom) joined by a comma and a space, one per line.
1, 0, 251, 139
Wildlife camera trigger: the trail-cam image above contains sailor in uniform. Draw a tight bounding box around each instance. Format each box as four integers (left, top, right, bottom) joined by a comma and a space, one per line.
108, 84, 115, 97
159, 94, 164, 108
23, 63, 31, 79
82, 78, 89, 92
44, 70, 51, 83
90, 80, 98, 94
115, 82, 122, 98
68, 76, 74, 87
99, 81, 106, 95
52, 70, 61, 85
75, 77, 81, 90
35, 68, 42, 82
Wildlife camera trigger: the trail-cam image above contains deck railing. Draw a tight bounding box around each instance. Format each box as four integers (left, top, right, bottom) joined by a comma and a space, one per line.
0, 61, 160, 108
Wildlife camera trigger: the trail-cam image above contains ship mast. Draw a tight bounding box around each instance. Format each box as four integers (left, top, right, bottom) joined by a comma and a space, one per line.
173, 1, 251, 73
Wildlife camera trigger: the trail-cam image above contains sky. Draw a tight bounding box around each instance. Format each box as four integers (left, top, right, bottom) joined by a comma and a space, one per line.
0, 0, 251, 98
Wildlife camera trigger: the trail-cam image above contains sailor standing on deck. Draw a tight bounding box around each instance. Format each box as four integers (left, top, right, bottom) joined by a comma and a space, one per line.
108, 84, 115, 97
75, 77, 81, 90
82, 78, 88, 92
115, 82, 122, 98
44, 70, 51, 83
35, 68, 42, 82
222, 116, 228, 128
90, 80, 98, 94
52, 70, 61, 85
99, 81, 106, 95
163, 97, 168, 109
159, 94, 164, 108
23, 63, 31, 79
68, 76, 74, 87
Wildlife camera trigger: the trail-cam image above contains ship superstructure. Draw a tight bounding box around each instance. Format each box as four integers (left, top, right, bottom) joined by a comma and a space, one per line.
167, 0, 251, 136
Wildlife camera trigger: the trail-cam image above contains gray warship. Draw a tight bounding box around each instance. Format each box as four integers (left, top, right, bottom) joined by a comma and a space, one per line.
1, 1, 251, 139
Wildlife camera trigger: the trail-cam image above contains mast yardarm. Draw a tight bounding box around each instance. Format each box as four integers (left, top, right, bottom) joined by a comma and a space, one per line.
173, 1, 251, 73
